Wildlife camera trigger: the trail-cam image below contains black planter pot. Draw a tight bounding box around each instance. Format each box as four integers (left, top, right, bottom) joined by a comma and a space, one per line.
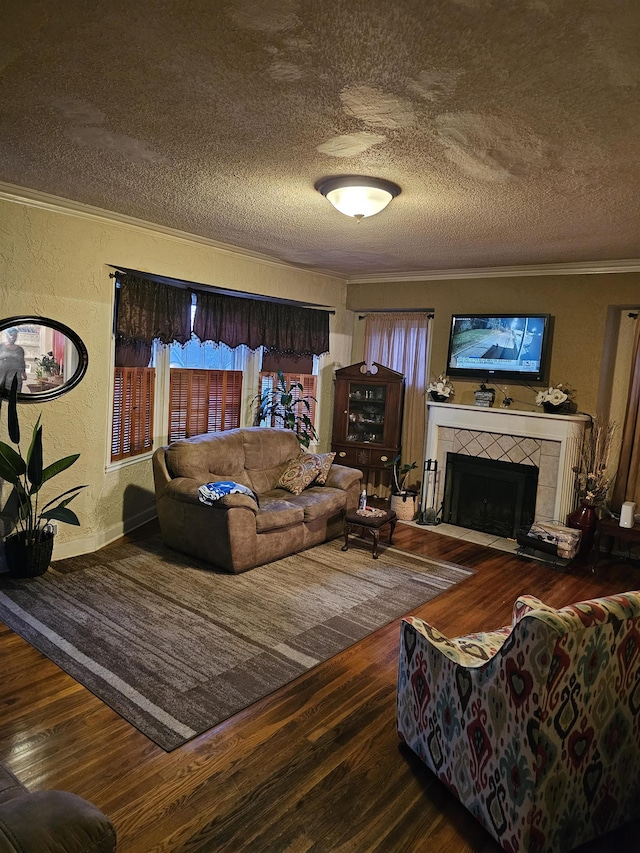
4, 529, 54, 578
542, 401, 577, 415
429, 392, 448, 402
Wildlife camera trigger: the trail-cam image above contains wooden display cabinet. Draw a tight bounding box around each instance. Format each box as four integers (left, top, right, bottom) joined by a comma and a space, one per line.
331, 362, 404, 484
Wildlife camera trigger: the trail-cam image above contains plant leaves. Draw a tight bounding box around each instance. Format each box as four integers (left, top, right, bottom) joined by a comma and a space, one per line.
40, 485, 87, 513
40, 453, 81, 485
0, 440, 26, 481
44, 505, 81, 526
8, 375, 20, 444
26, 425, 44, 489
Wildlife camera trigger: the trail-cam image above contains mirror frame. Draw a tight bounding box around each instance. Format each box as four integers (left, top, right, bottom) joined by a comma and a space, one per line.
0, 315, 89, 403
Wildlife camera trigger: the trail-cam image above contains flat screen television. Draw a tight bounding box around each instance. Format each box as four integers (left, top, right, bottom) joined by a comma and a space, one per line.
446, 313, 552, 383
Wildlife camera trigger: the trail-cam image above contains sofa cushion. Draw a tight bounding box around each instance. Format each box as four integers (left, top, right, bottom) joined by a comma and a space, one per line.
166, 429, 248, 481
276, 455, 322, 495
305, 451, 336, 485
255, 496, 305, 531
286, 486, 346, 522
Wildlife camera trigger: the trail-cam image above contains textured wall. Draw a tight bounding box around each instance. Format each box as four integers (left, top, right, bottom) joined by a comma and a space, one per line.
0, 197, 351, 557
348, 275, 640, 414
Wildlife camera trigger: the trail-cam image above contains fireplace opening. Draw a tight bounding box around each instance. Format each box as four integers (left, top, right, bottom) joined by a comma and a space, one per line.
443, 453, 538, 539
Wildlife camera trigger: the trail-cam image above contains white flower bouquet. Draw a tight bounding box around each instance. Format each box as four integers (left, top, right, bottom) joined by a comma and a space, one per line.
427, 374, 454, 400
535, 383, 575, 409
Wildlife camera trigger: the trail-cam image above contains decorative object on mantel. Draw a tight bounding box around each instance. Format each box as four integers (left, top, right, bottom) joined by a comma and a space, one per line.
473, 382, 495, 407
427, 373, 454, 402
567, 418, 616, 562
535, 382, 577, 414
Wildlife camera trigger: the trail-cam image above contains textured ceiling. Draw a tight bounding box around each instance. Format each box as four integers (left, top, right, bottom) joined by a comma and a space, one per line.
1, 0, 639, 277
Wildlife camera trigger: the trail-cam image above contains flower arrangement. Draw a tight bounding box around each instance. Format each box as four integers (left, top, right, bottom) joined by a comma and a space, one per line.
535, 382, 575, 408
573, 418, 616, 507
427, 374, 454, 400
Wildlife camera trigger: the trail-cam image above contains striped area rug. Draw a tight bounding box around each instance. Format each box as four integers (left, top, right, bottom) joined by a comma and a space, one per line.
0, 535, 472, 750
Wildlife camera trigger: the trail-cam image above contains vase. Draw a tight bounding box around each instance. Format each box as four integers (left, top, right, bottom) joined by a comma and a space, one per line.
566, 502, 598, 563
4, 529, 54, 578
429, 392, 448, 402
542, 401, 577, 415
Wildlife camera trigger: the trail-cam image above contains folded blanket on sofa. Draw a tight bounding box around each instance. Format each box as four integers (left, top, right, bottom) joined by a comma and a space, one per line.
198, 481, 260, 507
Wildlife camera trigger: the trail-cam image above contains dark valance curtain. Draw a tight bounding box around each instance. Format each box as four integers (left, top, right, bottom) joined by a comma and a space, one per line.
193, 289, 329, 356
114, 338, 152, 368
115, 272, 192, 347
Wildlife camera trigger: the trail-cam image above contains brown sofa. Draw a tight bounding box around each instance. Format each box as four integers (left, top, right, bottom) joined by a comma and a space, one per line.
152, 427, 362, 573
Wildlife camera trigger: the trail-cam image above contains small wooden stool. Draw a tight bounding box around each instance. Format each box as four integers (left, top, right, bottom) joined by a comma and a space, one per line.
342, 510, 397, 559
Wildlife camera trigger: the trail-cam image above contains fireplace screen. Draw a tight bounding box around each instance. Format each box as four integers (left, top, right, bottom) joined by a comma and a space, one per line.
443, 453, 538, 539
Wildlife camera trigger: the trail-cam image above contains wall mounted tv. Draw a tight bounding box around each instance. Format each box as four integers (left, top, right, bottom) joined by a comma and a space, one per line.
446, 314, 552, 382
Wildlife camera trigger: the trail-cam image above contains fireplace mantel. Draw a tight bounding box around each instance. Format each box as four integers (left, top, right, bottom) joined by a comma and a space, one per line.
425, 402, 591, 525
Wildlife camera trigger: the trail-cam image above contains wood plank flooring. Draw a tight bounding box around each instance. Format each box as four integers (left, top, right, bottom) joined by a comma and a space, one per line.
1, 522, 640, 852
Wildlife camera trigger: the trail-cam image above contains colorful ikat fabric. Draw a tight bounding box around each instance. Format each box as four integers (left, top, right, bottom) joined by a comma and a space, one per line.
397, 592, 640, 852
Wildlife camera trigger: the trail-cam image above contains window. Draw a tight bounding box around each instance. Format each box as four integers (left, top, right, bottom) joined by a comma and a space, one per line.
111, 273, 327, 464
257, 371, 317, 429
168, 368, 242, 441
111, 367, 155, 461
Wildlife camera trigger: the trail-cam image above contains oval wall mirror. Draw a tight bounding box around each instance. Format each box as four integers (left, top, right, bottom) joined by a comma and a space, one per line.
0, 316, 89, 403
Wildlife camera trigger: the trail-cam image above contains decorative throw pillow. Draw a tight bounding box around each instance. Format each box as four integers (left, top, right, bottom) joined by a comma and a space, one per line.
306, 451, 336, 485
277, 455, 322, 495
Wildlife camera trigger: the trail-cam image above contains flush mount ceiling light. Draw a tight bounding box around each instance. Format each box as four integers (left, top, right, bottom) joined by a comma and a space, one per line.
316, 176, 401, 221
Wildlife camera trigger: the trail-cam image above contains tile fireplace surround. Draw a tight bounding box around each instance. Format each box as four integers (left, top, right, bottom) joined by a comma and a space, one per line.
425, 402, 591, 526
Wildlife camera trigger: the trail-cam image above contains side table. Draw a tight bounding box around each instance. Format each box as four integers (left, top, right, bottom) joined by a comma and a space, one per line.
592, 517, 640, 575
342, 510, 397, 559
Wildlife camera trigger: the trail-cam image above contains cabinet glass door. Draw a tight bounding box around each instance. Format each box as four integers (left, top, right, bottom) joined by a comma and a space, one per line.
346, 383, 387, 444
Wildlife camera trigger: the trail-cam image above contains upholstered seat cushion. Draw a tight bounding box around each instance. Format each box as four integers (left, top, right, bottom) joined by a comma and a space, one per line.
285, 486, 346, 522
255, 496, 305, 532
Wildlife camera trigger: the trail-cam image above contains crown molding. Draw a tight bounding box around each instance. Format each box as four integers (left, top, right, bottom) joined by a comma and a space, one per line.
0, 182, 346, 283
3, 182, 638, 284
346, 259, 640, 283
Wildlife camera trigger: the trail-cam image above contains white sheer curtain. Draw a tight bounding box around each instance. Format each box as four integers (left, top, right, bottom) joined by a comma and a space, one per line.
611, 315, 640, 510
364, 312, 430, 493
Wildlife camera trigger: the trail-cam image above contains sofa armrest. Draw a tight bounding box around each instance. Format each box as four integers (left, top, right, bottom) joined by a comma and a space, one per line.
323, 464, 362, 491
0, 791, 116, 853
163, 478, 259, 513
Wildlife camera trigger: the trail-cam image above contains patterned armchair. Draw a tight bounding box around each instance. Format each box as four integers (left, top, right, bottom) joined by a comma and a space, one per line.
397, 592, 640, 853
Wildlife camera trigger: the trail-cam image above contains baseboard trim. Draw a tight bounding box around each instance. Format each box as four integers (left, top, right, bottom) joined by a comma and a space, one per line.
51, 507, 159, 560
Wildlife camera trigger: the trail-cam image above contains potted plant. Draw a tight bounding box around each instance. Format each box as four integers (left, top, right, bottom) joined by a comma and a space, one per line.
252, 370, 318, 449
0, 375, 87, 577
385, 455, 419, 521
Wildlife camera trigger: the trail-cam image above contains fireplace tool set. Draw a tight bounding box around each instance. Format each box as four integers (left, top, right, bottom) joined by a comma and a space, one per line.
417, 459, 441, 526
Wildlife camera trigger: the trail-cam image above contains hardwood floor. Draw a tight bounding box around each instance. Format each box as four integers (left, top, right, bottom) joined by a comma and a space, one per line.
1, 523, 640, 852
